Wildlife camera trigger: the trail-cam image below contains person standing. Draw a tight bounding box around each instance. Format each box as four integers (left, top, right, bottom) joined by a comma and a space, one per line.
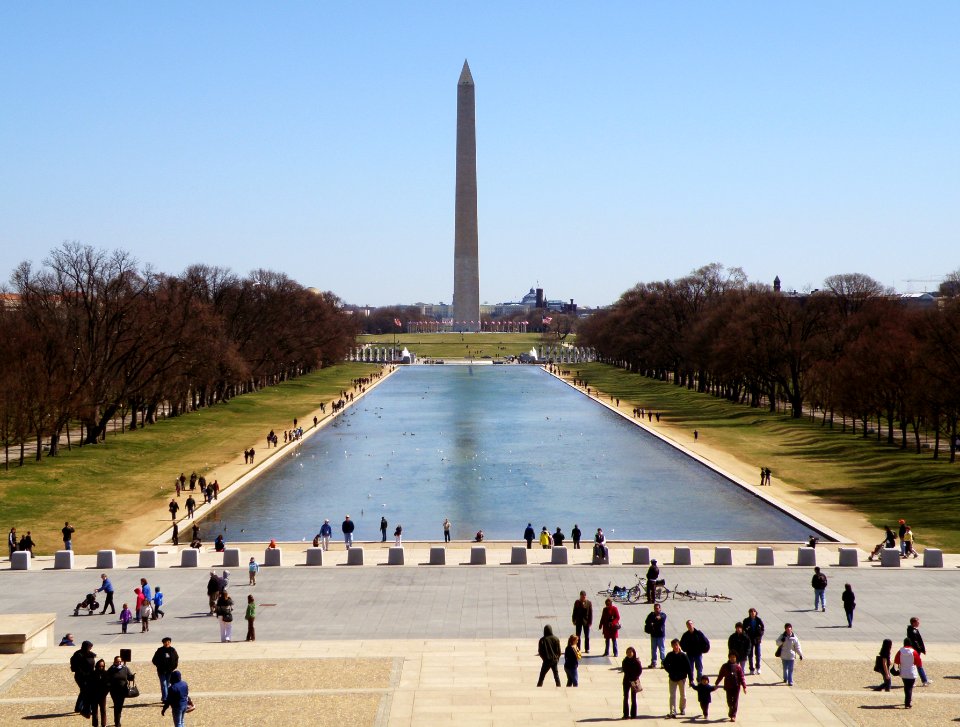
898, 519, 908, 556
161, 670, 189, 727
70, 640, 96, 715
171, 523, 179, 546
96, 574, 116, 615
216, 590, 234, 642
342, 515, 355, 549
599, 598, 621, 658
716, 651, 748, 722
524, 523, 535, 549
380, 516, 388, 542
563, 635, 581, 687
743, 608, 765, 675
119, 604, 132, 634
245, 594, 256, 641
679, 620, 710, 685
206, 571, 221, 616
443, 518, 451, 542
811, 567, 827, 612
553, 527, 565, 547
644, 603, 667, 667
571, 591, 593, 654
620, 646, 643, 719
728, 622, 751, 675
140, 598, 153, 631
841, 584, 855, 627
106, 655, 135, 727
874, 639, 893, 692
536, 625, 562, 687
539, 527, 551, 549
775, 623, 803, 686
319, 519, 333, 550
907, 617, 931, 685
895, 638, 921, 708
645, 560, 660, 603
62, 522, 75, 551
394, 524, 403, 546
663, 639, 691, 718
7, 527, 16, 558
571, 524, 581, 549
151, 637, 179, 704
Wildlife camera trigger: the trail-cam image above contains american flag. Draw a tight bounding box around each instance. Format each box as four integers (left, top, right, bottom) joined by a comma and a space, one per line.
542, 316, 553, 325
394, 318, 402, 327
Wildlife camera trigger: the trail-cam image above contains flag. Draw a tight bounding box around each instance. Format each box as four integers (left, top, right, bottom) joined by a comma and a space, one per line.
394, 318, 402, 327
542, 316, 553, 324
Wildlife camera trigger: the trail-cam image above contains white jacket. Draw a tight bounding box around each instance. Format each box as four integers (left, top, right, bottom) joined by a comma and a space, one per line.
776, 633, 803, 661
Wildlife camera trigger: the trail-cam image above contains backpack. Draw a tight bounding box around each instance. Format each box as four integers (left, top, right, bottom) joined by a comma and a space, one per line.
700, 632, 711, 654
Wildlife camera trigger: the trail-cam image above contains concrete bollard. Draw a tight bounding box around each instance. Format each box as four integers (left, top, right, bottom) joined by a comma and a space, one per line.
305, 548, 324, 566
346, 548, 364, 566
96, 550, 116, 569
632, 546, 650, 565
551, 546, 568, 565
510, 546, 528, 565
11, 551, 30, 570
713, 546, 733, 566
221, 549, 241, 568
880, 548, 901, 567
387, 547, 405, 565
264, 548, 282, 567
673, 546, 692, 565
923, 549, 944, 568
470, 546, 486, 565
429, 546, 446, 565
592, 550, 609, 565
755, 547, 775, 566
796, 548, 817, 567
54, 550, 75, 570
837, 548, 859, 567
137, 549, 158, 569
180, 549, 199, 568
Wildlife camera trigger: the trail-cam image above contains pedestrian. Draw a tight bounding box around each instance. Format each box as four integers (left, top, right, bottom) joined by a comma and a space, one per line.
679, 620, 710, 685
320, 519, 333, 550
743, 608, 765, 675
553, 527, 565, 547
171, 523, 179, 546
443, 517, 452, 542
663, 638, 691, 718
874, 638, 893, 692
62, 521, 75, 551
775, 623, 803, 686
69, 639, 96, 715
644, 602, 667, 667
524, 523, 535, 549
571, 524, 581, 549
903, 525, 918, 558
841, 584, 855, 627
134, 587, 145, 621
140, 598, 153, 631
245, 594, 256, 641
20, 530, 35, 554
168, 499, 179, 521
716, 651, 748, 722
906, 617, 931, 685
693, 429, 698, 441
185, 496, 196, 518
140, 578, 153, 607
571, 590, 593, 654
216, 589, 234, 642
342, 515, 355, 549
539, 526, 552, 548
244, 449, 250, 464
89, 659, 109, 727
536, 624, 562, 687
694, 675, 720, 719
249, 447, 255, 463
206, 570, 221, 615
599, 597, 621, 657
153, 588, 165, 619
895, 638, 921, 708
151, 637, 179, 703
106, 655, 135, 727
161, 670, 189, 727
7, 527, 16, 559
728, 622, 751, 674
248, 557, 259, 585
564, 634, 581, 687
645, 559, 660, 603
96, 574, 116, 615
811, 566, 827, 611
380, 516, 388, 542
621, 646, 643, 719
394, 524, 402, 546
119, 604, 132, 634
898, 519, 907, 556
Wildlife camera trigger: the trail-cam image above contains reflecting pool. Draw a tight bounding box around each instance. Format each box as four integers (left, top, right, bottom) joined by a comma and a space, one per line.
205, 366, 813, 542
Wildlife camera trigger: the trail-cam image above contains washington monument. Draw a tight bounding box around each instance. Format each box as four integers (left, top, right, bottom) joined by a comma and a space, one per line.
452, 59, 480, 330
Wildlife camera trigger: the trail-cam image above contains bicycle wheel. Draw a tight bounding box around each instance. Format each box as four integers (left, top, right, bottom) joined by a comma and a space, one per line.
627, 586, 643, 603
654, 586, 668, 603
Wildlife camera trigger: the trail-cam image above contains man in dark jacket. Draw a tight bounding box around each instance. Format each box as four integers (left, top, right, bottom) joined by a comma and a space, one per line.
206, 571, 221, 615
151, 637, 179, 703
679, 620, 710, 685
69, 640, 96, 715
744, 608, 765, 675
161, 670, 189, 725
644, 603, 667, 667
728, 622, 752, 673
907, 617, 931, 686
571, 524, 581, 549
645, 560, 661, 603
524, 523, 535, 549
663, 639, 691, 717
571, 591, 593, 653
811, 566, 827, 612
553, 527, 565, 547
537, 624, 562, 687
342, 515, 355, 549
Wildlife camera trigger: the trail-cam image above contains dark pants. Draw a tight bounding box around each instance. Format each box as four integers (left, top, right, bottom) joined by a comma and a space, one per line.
575, 622, 590, 652
903, 678, 915, 707
90, 693, 107, 727
101, 591, 115, 614
110, 689, 126, 726
565, 664, 578, 686
573, 538, 580, 549
381, 529, 387, 542
246, 616, 256, 641
74, 674, 86, 713
725, 687, 740, 718
444, 531, 450, 542
622, 682, 637, 718
526, 539, 533, 549
537, 662, 560, 686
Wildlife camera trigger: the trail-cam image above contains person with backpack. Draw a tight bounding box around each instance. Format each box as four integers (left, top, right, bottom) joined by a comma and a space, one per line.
679, 620, 710, 686
811, 567, 827, 612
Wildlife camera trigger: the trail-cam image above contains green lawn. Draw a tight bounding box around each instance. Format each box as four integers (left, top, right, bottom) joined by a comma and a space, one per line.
575, 362, 960, 550
358, 332, 568, 359
0, 363, 381, 553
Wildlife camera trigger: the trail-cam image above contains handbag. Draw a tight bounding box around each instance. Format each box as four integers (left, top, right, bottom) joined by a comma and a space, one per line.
891, 665, 900, 676
186, 697, 196, 713
630, 678, 643, 693
127, 678, 140, 698
873, 655, 885, 674
774, 644, 783, 658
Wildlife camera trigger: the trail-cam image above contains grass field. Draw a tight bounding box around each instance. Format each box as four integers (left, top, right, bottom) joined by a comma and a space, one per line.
358, 332, 569, 359
0, 362, 381, 553
574, 362, 960, 551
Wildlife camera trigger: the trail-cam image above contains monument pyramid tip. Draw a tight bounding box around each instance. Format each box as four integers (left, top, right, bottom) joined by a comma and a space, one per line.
459, 59, 474, 85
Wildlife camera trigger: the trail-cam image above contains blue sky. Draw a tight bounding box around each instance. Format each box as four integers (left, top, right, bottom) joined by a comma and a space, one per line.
1, 2, 957, 307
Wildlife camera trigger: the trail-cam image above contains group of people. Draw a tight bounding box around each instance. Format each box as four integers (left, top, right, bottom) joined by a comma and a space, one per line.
523, 523, 586, 550
7, 526, 37, 556
867, 520, 919, 560
873, 617, 932, 708
204, 569, 257, 642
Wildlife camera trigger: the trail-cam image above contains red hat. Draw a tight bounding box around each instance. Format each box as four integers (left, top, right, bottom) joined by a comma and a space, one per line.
898, 519, 905, 524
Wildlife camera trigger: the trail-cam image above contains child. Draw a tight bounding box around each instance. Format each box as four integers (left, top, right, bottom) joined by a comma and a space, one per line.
248, 557, 259, 586
153, 588, 164, 619
245, 594, 256, 642
140, 599, 153, 632
120, 603, 132, 634
564, 634, 581, 687
693, 675, 720, 719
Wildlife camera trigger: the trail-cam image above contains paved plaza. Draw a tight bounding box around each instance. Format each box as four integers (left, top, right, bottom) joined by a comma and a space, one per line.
2, 545, 960, 725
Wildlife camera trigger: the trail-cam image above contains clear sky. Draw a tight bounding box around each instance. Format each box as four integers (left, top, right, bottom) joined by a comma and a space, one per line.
1, 2, 957, 307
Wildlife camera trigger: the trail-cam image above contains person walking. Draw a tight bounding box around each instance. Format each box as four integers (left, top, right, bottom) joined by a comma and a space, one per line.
811, 567, 827, 612
599, 598, 621, 657
874, 639, 893, 692
342, 515, 355, 549
716, 651, 748, 722
248, 557, 259, 586
69, 640, 96, 715
694, 676, 720, 720
907, 617, 931, 685
216, 590, 234, 642
895, 638, 921, 708
185, 495, 196, 519
775, 624, 803, 686
62, 521, 75, 551
394, 524, 402, 546
898, 519, 908, 556
7, 527, 16, 559
88, 659, 109, 727
571, 590, 593, 654
571, 524, 581, 549
106, 655, 135, 727
153, 588, 164, 619
119, 604, 132, 633
206, 571, 221, 616
151, 637, 179, 704
245, 594, 256, 641
536, 625, 562, 687
380, 516, 388, 542
524, 523, 535, 549
140, 598, 153, 632
620, 646, 643, 719
841, 584, 855, 627
663, 639, 691, 718
168, 499, 179, 521
96, 574, 116, 615
563, 634, 581, 687
728, 622, 751, 674
443, 518, 451, 542
743, 608, 765, 675
679, 620, 710, 685
161, 670, 189, 727
319, 519, 333, 550
644, 602, 667, 667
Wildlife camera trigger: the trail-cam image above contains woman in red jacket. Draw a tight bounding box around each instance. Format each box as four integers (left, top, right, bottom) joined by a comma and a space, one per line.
599, 597, 621, 657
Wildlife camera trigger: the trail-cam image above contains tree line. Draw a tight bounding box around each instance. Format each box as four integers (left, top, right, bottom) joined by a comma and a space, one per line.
578, 263, 960, 461
0, 243, 357, 465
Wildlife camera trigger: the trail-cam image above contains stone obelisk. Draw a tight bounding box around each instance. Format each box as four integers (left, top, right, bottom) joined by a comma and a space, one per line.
452, 59, 480, 331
